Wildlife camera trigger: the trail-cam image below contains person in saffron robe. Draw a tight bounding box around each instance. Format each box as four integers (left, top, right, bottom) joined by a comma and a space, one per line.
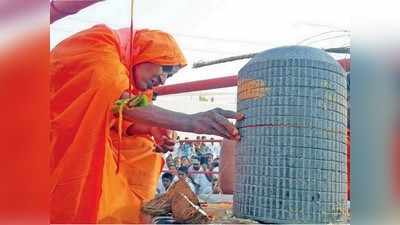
50, 24, 243, 223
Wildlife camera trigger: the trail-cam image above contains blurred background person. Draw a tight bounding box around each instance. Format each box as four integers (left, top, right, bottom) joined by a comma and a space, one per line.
212, 177, 222, 194
205, 153, 214, 169
207, 137, 221, 159
194, 136, 202, 156
210, 160, 219, 181
190, 158, 213, 195
177, 166, 196, 193
156, 172, 174, 195
167, 162, 178, 178
174, 157, 181, 169
179, 137, 194, 158
172, 135, 181, 157
181, 156, 191, 167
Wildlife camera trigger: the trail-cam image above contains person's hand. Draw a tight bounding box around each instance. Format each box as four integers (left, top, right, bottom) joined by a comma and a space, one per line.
188, 108, 245, 140
150, 127, 176, 153
126, 123, 176, 153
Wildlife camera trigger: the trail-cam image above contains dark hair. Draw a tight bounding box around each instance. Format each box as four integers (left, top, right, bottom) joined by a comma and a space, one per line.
162, 172, 174, 180
199, 156, 208, 165
211, 161, 219, 168
178, 166, 189, 175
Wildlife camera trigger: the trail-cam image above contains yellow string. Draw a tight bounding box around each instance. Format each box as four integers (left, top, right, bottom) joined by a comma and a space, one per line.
116, 0, 135, 174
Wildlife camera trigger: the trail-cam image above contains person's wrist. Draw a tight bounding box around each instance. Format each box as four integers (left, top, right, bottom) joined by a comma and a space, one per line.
183, 114, 196, 133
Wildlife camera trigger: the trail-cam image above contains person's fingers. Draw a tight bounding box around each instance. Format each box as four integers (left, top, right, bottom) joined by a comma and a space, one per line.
162, 144, 174, 152
232, 134, 241, 141
237, 112, 245, 121
213, 108, 245, 120
210, 122, 231, 139
213, 113, 239, 137
154, 144, 165, 153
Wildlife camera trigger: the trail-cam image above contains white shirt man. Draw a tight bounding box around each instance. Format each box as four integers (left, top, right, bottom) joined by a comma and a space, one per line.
206, 141, 221, 159
189, 159, 213, 194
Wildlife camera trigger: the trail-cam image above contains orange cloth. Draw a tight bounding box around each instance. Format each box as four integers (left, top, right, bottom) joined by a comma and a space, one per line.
50, 24, 186, 223
114, 27, 187, 69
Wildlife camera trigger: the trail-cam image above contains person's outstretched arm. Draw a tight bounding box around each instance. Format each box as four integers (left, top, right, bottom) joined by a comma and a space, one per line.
122, 105, 244, 140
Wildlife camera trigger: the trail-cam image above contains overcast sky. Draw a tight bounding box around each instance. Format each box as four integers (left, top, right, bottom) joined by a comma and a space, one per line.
51, 0, 350, 82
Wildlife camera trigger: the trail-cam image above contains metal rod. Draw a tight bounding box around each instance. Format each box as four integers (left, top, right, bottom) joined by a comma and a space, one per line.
154, 75, 238, 96
155, 58, 350, 96
192, 49, 350, 68
192, 53, 257, 68
177, 140, 223, 143
161, 170, 219, 175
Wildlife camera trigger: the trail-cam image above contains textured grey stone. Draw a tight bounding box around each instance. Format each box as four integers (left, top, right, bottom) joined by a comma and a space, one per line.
233, 46, 348, 224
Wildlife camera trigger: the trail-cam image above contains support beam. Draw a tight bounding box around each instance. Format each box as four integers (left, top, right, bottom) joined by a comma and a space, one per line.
154, 75, 238, 96
154, 58, 350, 96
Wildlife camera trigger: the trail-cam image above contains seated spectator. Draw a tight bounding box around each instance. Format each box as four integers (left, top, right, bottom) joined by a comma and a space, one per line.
165, 153, 173, 162
174, 157, 181, 169
188, 157, 201, 172
156, 172, 174, 195
181, 156, 191, 167
162, 172, 174, 190
205, 153, 214, 168
193, 136, 202, 155
172, 136, 181, 155
210, 160, 219, 180
207, 137, 221, 158
190, 159, 213, 195
177, 166, 196, 193
213, 157, 219, 163
212, 178, 222, 194
157, 165, 176, 193
161, 154, 173, 172
200, 156, 213, 182
167, 162, 178, 178
179, 137, 194, 158
190, 155, 198, 163
197, 136, 213, 160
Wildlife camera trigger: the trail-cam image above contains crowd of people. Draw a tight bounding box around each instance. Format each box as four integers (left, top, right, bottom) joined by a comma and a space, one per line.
156, 136, 222, 196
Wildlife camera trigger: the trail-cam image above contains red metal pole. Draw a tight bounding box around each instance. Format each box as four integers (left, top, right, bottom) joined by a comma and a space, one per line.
161, 170, 219, 175
154, 59, 350, 96
154, 75, 238, 96
178, 140, 223, 143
